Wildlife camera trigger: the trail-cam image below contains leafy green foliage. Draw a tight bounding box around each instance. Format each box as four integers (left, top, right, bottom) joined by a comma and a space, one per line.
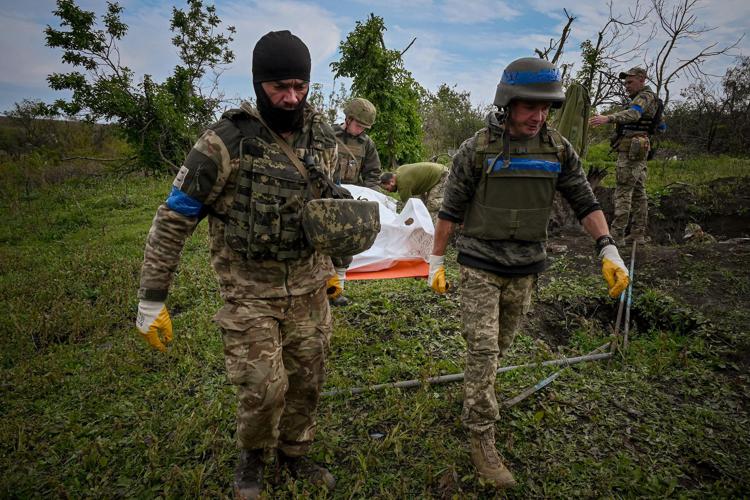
44, 0, 234, 174
420, 84, 487, 160
331, 14, 424, 168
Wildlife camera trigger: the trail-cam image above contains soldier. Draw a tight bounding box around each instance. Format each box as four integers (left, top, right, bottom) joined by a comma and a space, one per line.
334, 97, 382, 188
135, 31, 338, 499
589, 67, 660, 243
326, 98, 383, 306
380, 162, 450, 222
428, 58, 630, 489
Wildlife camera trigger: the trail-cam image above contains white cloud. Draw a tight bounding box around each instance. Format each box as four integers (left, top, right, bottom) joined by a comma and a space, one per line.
440, 0, 521, 23
219, 1, 341, 82
0, 14, 63, 87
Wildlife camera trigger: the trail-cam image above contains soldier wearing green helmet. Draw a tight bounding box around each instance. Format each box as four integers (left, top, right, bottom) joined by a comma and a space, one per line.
327, 97, 384, 306
428, 57, 630, 489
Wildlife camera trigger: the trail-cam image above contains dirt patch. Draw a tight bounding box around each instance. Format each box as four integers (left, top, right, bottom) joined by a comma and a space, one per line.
541, 185, 750, 375
591, 176, 750, 244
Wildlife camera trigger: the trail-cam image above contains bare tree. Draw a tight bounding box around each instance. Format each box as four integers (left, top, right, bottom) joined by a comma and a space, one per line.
576, 0, 653, 110
535, 9, 576, 64
647, 0, 743, 107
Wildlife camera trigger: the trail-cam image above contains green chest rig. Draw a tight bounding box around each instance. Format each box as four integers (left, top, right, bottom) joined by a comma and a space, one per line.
335, 133, 365, 184
463, 123, 566, 242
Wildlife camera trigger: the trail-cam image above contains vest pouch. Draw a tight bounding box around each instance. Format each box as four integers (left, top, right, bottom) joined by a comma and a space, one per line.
627, 135, 649, 161
247, 200, 281, 257
338, 155, 359, 184
302, 198, 380, 256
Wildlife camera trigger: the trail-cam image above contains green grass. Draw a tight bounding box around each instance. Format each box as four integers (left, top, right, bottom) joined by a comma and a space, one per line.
585, 141, 750, 196
1, 170, 749, 497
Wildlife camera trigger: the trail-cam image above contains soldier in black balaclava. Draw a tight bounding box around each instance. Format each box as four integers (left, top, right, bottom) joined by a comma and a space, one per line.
135, 30, 338, 499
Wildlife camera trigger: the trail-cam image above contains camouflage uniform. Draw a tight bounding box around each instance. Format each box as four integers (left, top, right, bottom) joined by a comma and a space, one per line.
439, 112, 600, 433
608, 85, 659, 240
333, 123, 382, 189
139, 102, 337, 455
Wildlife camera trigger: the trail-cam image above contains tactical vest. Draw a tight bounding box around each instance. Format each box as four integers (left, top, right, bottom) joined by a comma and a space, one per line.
463, 126, 565, 242
618, 90, 660, 135
223, 112, 315, 261
336, 136, 365, 184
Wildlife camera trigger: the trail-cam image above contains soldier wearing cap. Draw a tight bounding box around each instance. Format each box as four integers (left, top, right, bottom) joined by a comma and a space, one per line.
589, 66, 660, 243
326, 98, 383, 306
428, 57, 630, 489
134, 30, 339, 498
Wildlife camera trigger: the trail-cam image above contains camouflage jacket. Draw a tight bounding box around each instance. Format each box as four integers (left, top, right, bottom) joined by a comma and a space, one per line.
439, 112, 600, 276
608, 85, 659, 137
138, 102, 337, 302
333, 124, 382, 188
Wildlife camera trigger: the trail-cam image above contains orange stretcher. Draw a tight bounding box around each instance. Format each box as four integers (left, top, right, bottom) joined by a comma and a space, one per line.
346, 260, 429, 281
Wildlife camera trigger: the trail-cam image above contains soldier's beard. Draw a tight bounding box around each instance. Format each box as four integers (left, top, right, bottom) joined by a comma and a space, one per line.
254, 83, 307, 134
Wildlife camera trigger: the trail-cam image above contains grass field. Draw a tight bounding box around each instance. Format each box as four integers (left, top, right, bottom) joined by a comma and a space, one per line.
1, 167, 749, 497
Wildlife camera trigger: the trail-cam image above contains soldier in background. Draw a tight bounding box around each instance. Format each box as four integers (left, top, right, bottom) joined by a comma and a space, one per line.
327, 98, 383, 306
589, 67, 660, 244
428, 58, 630, 489
135, 31, 337, 499
380, 162, 450, 223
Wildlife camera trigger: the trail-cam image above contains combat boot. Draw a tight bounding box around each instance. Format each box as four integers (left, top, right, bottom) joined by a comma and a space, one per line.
233, 449, 264, 500
279, 452, 336, 491
469, 430, 517, 489
330, 295, 351, 307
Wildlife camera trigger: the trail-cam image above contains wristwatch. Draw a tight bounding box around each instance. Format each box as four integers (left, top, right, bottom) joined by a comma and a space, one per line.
595, 235, 617, 254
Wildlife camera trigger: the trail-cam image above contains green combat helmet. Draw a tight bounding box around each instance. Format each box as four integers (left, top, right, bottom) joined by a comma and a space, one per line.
344, 98, 377, 127
494, 57, 566, 109
302, 198, 381, 256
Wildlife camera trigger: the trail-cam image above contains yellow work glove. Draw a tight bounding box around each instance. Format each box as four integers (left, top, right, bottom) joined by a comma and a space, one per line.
135, 300, 173, 352
428, 254, 448, 294
599, 245, 630, 298
326, 267, 347, 299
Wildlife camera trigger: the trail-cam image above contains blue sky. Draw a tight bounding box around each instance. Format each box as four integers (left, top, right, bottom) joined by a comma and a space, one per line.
1, 0, 748, 116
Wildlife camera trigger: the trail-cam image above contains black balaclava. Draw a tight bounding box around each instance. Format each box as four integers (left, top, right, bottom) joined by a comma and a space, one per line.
252, 30, 311, 134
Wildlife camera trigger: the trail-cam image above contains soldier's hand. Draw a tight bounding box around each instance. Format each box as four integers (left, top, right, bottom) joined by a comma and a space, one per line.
428, 254, 449, 294
589, 115, 610, 128
136, 300, 173, 352
599, 245, 629, 298
326, 275, 343, 299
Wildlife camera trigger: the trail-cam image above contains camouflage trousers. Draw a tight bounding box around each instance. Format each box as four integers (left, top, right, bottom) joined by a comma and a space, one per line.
611, 151, 648, 240
420, 170, 450, 223
213, 286, 332, 456
459, 266, 535, 433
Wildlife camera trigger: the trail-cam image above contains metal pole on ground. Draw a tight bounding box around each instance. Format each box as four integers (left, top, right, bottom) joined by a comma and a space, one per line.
622, 240, 638, 351
503, 342, 611, 408
322, 351, 613, 398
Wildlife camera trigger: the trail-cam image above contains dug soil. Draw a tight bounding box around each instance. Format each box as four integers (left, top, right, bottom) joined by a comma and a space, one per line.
533, 176, 750, 365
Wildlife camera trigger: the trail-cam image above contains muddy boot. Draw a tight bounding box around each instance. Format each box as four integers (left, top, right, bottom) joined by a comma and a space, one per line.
233, 449, 264, 500
279, 452, 336, 491
469, 431, 517, 489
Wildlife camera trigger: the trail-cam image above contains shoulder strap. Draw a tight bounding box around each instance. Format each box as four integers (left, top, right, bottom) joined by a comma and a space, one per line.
335, 137, 358, 160
245, 108, 309, 181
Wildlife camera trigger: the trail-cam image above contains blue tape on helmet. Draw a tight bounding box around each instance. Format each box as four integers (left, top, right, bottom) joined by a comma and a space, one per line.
501, 68, 561, 85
